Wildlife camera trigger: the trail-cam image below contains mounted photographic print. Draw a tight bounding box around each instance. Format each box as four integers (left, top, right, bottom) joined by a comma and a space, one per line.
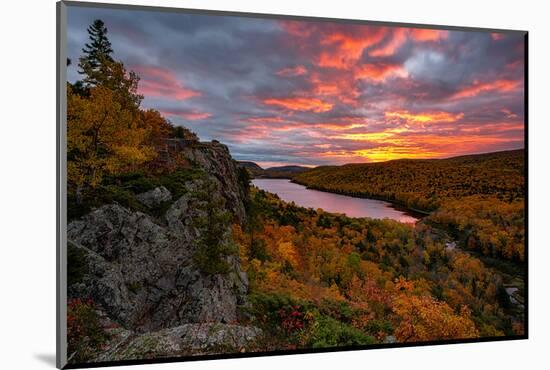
56, 1, 528, 368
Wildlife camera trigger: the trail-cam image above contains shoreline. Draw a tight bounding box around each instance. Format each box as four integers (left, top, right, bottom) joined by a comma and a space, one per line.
291, 179, 432, 217
252, 177, 430, 221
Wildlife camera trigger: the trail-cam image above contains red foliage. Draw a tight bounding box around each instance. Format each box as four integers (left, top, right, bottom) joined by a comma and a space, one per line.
279, 306, 309, 334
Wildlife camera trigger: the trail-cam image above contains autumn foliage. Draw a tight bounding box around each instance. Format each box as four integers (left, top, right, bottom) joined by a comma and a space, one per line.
293, 150, 525, 262
233, 189, 523, 350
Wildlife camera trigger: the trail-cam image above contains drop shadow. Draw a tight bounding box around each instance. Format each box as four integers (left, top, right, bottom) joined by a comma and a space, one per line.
34, 353, 57, 367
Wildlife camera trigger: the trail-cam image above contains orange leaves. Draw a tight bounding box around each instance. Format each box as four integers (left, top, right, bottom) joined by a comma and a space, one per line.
392, 294, 479, 342
394, 276, 415, 292
240, 188, 518, 344
347, 276, 392, 308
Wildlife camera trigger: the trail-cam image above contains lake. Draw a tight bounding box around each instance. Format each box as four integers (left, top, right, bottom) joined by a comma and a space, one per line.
252, 179, 419, 223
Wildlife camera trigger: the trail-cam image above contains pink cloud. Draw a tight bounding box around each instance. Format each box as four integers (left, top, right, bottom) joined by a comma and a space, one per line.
276, 65, 308, 77
160, 108, 212, 120
132, 65, 201, 100
451, 79, 522, 99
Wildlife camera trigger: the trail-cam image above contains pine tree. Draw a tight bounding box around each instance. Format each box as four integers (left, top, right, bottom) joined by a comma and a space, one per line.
78, 19, 114, 86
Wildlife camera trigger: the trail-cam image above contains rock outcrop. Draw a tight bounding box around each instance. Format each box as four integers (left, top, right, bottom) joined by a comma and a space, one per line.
181, 142, 247, 223
67, 141, 253, 338
136, 186, 172, 208
94, 323, 262, 362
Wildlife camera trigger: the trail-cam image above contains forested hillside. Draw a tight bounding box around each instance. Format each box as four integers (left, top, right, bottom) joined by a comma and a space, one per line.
231, 189, 523, 349
294, 150, 523, 211
294, 150, 525, 262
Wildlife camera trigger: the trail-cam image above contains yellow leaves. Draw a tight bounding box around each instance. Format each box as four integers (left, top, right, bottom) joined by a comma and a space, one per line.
392, 294, 479, 342
277, 241, 299, 269
67, 85, 155, 188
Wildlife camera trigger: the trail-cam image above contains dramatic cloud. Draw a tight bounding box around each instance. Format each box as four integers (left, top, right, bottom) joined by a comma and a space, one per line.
67, 6, 525, 167
450, 79, 522, 100
262, 97, 334, 113
133, 65, 202, 100
160, 108, 212, 121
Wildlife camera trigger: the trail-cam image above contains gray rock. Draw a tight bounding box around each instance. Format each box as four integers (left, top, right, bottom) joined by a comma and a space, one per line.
94, 324, 262, 362
67, 140, 252, 361
181, 142, 247, 223
68, 200, 248, 332
136, 186, 172, 208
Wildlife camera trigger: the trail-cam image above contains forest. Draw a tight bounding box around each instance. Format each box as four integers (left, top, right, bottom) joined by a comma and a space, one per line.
230, 188, 523, 350
293, 151, 525, 262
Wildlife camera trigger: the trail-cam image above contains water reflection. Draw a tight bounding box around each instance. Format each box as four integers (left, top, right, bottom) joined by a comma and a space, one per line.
252, 179, 419, 224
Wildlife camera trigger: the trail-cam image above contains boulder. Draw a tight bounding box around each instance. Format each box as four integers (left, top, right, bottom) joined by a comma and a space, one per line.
135, 186, 172, 208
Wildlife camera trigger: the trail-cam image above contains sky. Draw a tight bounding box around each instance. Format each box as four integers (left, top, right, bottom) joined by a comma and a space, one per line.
67, 5, 525, 168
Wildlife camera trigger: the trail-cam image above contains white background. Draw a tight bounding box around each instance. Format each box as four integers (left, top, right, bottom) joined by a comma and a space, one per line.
1, 0, 548, 369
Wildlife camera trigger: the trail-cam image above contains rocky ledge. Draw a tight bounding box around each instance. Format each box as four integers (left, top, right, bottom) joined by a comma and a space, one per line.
67, 140, 260, 361
93, 323, 262, 362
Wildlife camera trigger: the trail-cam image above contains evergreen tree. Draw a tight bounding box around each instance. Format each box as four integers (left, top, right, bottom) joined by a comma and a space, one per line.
192, 179, 237, 275
78, 19, 114, 86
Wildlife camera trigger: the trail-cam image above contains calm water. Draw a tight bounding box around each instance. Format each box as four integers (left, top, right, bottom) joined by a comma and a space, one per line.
252, 179, 419, 223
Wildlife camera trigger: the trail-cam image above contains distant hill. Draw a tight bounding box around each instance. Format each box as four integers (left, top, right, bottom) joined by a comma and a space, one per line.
293, 149, 525, 212
237, 162, 311, 178
236, 161, 265, 177
263, 165, 310, 178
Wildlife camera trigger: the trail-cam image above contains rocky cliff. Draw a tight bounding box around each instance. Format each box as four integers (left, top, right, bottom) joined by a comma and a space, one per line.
67, 141, 259, 360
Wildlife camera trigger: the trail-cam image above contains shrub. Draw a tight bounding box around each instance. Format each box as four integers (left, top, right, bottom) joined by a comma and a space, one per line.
67, 298, 109, 363
306, 315, 376, 348
67, 243, 89, 286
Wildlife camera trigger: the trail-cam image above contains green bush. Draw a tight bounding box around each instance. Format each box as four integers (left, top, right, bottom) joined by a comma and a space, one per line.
307, 315, 376, 348
247, 292, 301, 329
365, 319, 393, 335
159, 168, 204, 198
317, 299, 354, 323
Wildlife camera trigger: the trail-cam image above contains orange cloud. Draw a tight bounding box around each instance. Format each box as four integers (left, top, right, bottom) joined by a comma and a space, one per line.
316, 27, 388, 69
409, 29, 449, 42
262, 97, 334, 112
369, 28, 409, 57
385, 110, 464, 123
354, 63, 408, 81
353, 146, 442, 161
332, 127, 408, 142
132, 65, 201, 100
276, 65, 308, 77
451, 79, 522, 99
321, 129, 519, 163
307, 70, 361, 105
